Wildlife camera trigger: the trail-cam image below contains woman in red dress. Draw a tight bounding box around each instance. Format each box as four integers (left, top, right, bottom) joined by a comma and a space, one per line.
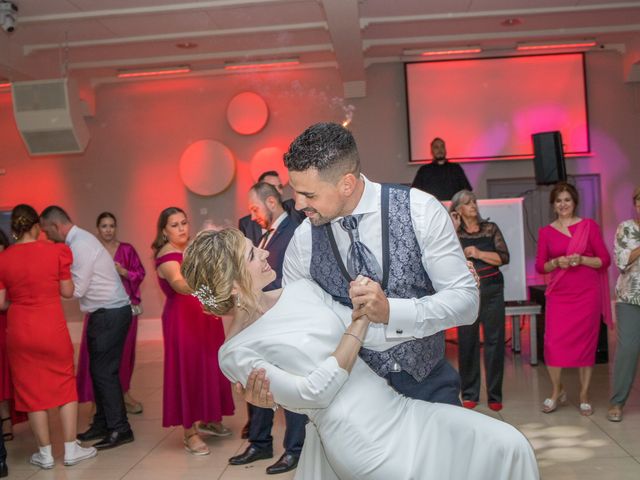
153, 207, 234, 456
0, 205, 96, 469
0, 229, 13, 443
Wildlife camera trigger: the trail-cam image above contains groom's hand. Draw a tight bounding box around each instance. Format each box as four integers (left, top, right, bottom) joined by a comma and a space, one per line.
235, 368, 275, 408
349, 278, 390, 324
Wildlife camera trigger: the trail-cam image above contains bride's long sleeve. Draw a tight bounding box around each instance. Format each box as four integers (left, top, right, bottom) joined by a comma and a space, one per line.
219, 345, 349, 409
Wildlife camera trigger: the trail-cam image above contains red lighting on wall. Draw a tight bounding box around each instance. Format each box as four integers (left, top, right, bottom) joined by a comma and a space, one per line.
516, 41, 597, 51
224, 60, 300, 71
421, 48, 482, 57
0, 82, 11, 89
117, 66, 191, 78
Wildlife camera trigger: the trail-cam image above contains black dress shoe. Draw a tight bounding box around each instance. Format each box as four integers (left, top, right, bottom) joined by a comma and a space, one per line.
229, 445, 273, 465
0, 460, 8, 478
241, 422, 250, 439
266, 452, 299, 475
93, 429, 134, 450
77, 424, 108, 442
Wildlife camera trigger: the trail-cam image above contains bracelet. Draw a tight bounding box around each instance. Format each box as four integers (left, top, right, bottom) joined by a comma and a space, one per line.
344, 332, 363, 344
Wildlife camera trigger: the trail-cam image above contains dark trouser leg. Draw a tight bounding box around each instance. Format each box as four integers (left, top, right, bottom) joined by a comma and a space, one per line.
481, 284, 506, 403
458, 318, 481, 402
0, 425, 6, 462
283, 411, 307, 456
88, 305, 132, 433
387, 358, 461, 406
248, 407, 274, 453
610, 303, 640, 406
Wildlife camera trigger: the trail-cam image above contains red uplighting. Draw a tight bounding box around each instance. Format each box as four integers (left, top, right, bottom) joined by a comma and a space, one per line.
0, 82, 11, 89
224, 60, 300, 71
517, 42, 596, 51
421, 49, 482, 57
117, 67, 191, 78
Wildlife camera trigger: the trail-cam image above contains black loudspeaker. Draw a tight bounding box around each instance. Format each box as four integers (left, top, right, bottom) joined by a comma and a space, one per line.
533, 131, 566, 185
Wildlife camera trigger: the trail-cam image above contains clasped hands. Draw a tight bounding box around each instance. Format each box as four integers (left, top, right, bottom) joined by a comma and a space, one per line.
554, 254, 582, 269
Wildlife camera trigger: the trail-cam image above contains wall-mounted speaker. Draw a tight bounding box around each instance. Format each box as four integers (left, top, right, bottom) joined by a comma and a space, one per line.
533, 131, 566, 185
11, 78, 90, 156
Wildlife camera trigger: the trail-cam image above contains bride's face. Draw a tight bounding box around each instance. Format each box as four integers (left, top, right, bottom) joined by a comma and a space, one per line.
243, 237, 276, 290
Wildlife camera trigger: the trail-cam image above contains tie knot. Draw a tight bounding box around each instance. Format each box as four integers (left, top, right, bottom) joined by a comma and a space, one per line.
341, 215, 360, 231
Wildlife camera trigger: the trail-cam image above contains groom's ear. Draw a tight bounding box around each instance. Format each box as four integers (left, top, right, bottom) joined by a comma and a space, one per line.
339, 172, 357, 197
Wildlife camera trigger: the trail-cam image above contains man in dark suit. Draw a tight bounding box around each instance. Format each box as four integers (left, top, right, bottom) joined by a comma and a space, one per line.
230, 182, 306, 475
239, 171, 304, 241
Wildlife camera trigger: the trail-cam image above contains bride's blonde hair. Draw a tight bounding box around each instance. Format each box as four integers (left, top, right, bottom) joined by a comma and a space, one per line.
181, 228, 257, 316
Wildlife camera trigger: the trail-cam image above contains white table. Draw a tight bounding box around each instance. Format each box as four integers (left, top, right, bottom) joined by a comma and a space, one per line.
505, 303, 542, 365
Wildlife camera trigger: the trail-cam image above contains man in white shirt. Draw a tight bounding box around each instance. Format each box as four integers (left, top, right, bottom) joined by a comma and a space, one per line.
40, 206, 134, 450
242, 122, 479, 408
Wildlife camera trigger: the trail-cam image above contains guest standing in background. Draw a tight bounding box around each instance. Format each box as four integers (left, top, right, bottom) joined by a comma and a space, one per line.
40, 206, 134, 450
411, 137, 472, 201
607, 186, 640, 422
76, 212, 146, 415
153, 207, 234, 456
0, 205, 97, 469
535, 182, 611, 416
450, 190, 510, 411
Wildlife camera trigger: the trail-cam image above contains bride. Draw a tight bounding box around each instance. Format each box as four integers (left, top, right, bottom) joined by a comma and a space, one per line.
182, 228, 539, 480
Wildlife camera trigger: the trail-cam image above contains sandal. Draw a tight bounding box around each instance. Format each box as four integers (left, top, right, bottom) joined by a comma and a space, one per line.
579, 402, 593, 416
607, 405, 623, 422
125, 401, 143, 415
1, 417, 13, 442
541, 391, 567, 414
196, 422, 232, 437
183, 432, 210, 456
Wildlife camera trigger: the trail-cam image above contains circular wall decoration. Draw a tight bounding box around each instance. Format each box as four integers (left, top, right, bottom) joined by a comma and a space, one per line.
179, 140, 235, 196
226, 91, 269, 135
250, 146, 288, 185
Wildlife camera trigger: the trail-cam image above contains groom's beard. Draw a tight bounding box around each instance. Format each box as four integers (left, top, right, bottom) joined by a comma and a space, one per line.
304, 208, 332, 226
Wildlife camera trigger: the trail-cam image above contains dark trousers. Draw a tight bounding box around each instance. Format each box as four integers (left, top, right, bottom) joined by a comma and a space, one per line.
248, 404, 307, 456
386, 357, 461, 406
457, 283, 505, 403
0, 425, 5, 462
87, 305, 132, 433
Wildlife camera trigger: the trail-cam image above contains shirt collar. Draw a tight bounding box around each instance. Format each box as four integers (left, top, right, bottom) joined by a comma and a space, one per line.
269, 211, 288, 232
65, 225, 79, 245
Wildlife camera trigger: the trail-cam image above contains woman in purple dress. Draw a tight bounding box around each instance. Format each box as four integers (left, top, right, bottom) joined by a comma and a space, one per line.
76, 212, 146, 414
535, 183, 611, 416
153, 207, 234, 456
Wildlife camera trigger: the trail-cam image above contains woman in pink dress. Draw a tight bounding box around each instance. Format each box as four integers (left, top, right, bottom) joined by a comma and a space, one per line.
152, 207, 234, 456
76, 212, 146, 414
535, 183, 611, 416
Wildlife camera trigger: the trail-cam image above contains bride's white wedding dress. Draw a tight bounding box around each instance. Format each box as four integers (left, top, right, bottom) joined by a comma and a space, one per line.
219, 280, 539, 480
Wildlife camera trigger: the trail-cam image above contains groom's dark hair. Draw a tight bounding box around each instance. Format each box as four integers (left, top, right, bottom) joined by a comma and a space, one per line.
284, 122, 360, 183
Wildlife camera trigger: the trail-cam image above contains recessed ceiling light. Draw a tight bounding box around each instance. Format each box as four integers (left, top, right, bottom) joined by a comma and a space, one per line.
501, 18, 522, 27
176, 42, 198, 49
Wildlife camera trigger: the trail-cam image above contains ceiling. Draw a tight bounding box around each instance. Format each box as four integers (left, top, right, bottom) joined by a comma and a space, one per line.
1, 0, 640, 97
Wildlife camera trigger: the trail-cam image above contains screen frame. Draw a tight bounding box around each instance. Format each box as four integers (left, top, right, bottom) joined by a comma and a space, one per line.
404, 52, 590, 164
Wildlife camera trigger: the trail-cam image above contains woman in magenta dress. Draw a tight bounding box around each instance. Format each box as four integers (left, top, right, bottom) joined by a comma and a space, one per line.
0, 204, 96, 469
153, 207, 234, 456
535, 183, 611, 416
76, 212, 146, 414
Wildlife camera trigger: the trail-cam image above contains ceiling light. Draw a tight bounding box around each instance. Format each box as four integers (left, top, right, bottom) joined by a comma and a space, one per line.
501, 18, 522, 27
176, 42, 198, 49
223, 58, 300, 71
404, 46, 482, 57
116, 65, 191, 78
516, 40, 597, 51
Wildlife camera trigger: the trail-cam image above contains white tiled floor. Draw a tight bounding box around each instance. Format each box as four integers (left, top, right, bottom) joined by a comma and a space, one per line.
3, 327, 640, 479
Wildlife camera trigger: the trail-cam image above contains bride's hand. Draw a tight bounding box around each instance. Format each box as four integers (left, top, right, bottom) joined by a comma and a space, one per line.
235, 368, 276, 409
349, 276, 389, 324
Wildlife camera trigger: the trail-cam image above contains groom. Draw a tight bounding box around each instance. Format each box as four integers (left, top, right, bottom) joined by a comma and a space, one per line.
242, 122, 478, 408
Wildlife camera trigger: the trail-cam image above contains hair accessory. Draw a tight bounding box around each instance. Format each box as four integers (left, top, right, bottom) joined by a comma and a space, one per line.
192, 285, 220, 310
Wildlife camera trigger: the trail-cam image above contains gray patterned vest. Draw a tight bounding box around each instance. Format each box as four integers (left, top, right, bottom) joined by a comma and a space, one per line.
310, 184, 445, 382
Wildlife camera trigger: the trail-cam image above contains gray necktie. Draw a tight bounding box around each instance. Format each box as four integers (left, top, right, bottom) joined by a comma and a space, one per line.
340, 214, 382, 283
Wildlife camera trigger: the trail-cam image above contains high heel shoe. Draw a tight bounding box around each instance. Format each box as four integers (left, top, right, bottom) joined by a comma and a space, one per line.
542, 391, 567, 413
